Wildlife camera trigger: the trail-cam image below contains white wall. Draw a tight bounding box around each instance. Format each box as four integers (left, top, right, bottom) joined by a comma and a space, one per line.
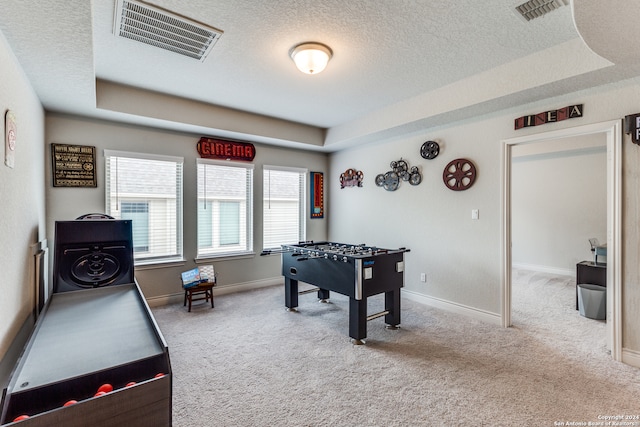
44, 114, 329, 301
329, 118, 505, 315
329, 78, 640, 350
511, 134, 607, 274
0, 32, 45, 368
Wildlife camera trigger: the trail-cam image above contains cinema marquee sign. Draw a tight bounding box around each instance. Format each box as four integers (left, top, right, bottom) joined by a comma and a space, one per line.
514, 104, 583, 130
197, 137, 256, 161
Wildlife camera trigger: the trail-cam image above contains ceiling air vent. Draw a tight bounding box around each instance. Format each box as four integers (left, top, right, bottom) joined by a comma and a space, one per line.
114, 0, 223, 61
515, 0, 569, 22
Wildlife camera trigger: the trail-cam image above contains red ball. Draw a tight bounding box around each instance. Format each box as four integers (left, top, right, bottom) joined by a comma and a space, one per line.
125, 381, 137, 387
94, 391, 106, 397
154, 373, 165, 378
63, 400, 77, 407
13, 415, 29, 422
97, 383, 113, 394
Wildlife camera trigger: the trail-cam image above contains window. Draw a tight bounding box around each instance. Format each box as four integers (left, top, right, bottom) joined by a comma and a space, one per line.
263, 166, 306, 250
105, 150, 183, 264
121, 202, 149, 252
197, 159, 254, 258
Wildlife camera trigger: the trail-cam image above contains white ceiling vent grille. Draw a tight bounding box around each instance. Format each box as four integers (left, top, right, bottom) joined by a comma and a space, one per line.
114, 0, 223, 61
515, 0, 569, 21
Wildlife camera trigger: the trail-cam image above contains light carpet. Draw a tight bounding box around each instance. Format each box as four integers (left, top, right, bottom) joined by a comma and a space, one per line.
151, 270, 640, 427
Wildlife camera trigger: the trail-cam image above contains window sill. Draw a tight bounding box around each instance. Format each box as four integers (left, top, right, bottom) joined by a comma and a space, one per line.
135, 258, 186, 270
195, 252, 256, 263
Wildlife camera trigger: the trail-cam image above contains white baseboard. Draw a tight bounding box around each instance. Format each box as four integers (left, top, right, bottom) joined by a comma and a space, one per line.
146, 277, 284, 307
622, 348, 640, 369
402, 289, 501, 326
512, 262, 574, 278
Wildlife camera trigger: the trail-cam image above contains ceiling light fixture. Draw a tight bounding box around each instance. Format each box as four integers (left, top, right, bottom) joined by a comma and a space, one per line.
289, 42, 333, 75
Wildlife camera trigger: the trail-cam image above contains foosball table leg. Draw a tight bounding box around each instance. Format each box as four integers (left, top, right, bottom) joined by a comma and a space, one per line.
317, 288, 330, 303
349, 297, 367, 345
384, 288, 401, 329
285, 277, 299, 312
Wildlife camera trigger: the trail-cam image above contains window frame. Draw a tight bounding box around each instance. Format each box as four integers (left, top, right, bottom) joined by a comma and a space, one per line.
196, 158, 254, 260
104, 150, 184, 266
262, 165, 307, 251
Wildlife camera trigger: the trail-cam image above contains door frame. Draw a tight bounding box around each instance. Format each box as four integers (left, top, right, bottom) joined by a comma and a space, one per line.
501, 120, 622, 360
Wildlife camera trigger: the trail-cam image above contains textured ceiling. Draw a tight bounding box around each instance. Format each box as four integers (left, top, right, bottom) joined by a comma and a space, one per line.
0, 1, 637, 151
92, 0, 578, 128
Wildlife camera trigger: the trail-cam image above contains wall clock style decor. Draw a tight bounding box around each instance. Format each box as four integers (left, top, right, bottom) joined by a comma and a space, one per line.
5, 110, 16, 168
443, 158, 477, 191
420, 140, 439, 160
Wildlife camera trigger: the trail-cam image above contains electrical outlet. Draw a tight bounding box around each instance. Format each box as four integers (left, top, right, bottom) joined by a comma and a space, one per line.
420, 273, 426, 282
471, 209, 479, 220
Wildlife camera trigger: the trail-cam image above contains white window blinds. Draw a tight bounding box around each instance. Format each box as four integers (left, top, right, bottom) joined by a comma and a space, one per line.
197, 159, 254, 258
263, 166, 306, 250
104, 150, 184, 264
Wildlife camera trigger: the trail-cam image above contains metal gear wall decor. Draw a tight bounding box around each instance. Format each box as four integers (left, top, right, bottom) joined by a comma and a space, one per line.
420, 140, 440, 160
443, 158, 477, 191
375, 158, 422, 191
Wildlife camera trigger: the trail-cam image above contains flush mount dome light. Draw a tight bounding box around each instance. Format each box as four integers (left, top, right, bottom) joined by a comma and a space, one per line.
289, 42, 333, 75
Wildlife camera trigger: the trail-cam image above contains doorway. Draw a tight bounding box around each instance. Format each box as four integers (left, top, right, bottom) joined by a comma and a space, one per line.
501, 120, 622, 360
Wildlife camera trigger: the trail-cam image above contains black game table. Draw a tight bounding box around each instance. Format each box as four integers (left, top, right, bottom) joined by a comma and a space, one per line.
279, 241, 409, 344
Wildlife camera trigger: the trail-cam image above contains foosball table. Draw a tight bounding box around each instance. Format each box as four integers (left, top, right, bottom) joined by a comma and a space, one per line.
273, 241, 410, 344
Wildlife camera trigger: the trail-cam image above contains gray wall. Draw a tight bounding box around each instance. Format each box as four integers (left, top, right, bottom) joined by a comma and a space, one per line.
2, 29, 640, 374
45, 114, 328, 302
0, 32, 45, 374
328, 79, 640, 356
329, 114, 503, 314
511, 134, 607, 273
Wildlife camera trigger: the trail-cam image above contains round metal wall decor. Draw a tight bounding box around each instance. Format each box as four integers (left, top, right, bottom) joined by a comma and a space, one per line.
408, 166, 421, 185
376, 158, 421, 191
443, 158, 477, 191
391, 159, 409, 181
383, 172, 399, 191
375, 172, 399, 191
420, 140, 439, 160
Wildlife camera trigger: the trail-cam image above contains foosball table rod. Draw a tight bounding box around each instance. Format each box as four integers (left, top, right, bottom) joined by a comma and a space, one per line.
366, 310, 390, 322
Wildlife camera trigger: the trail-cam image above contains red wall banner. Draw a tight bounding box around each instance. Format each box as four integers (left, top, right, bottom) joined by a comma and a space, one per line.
310, 172, 324, 219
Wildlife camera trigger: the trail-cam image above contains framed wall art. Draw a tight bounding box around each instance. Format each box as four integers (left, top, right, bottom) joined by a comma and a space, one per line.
310, 171, 324, 218
51, 143, 97, 187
